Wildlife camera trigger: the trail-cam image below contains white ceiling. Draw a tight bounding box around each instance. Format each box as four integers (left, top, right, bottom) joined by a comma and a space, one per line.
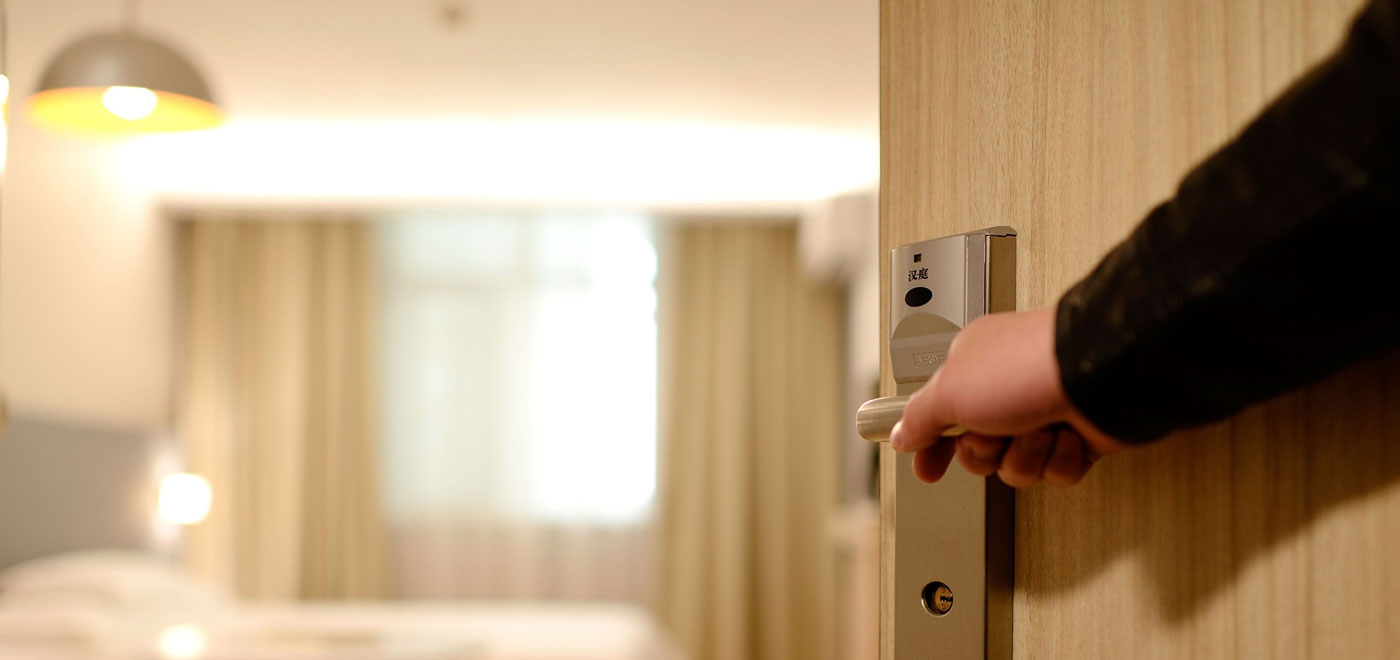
6, 0, 878, 206
13, 0, 876, 133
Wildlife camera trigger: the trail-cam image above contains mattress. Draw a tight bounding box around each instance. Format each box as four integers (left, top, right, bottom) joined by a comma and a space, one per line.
0, 601, 683, 660
0, 552, 684, 660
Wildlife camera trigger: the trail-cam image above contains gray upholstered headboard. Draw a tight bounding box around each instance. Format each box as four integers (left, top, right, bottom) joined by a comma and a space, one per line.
0, 416, 167, 569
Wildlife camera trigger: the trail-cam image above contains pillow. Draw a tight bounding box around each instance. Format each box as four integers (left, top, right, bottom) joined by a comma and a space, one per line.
0, 550, 226, 616
0, 605, 114, 644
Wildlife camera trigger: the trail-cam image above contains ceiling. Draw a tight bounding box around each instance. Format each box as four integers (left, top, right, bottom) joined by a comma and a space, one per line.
13, 0, 876, 133
6, 0, 879, 206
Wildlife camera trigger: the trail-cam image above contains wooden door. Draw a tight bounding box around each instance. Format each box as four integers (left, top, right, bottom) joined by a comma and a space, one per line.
879, 0, 1400, 657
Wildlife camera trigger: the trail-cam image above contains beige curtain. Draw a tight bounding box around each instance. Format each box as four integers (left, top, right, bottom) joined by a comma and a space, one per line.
657, 222, 844, 660
388, 521, 653, 604
177, 217, 384, 600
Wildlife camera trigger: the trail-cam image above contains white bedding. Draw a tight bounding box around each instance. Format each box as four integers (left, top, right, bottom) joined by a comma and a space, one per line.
220, 602, 680, 660
0, 552, 684, 660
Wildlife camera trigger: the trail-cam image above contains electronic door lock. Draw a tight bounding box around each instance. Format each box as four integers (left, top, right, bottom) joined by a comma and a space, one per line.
856, 226, 1014, 444
860, 226, 1016, 659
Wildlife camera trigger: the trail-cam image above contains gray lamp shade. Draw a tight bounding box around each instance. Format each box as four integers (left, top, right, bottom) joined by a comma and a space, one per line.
30, 30, 222, 133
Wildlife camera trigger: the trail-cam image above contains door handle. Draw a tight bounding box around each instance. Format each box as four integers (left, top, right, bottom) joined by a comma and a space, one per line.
856, 395, 966, 442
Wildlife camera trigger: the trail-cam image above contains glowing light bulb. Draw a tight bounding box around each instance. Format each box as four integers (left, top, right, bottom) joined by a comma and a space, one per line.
159, 473, 212, 525
157, 624, 206, 659
102, 85, 158, 120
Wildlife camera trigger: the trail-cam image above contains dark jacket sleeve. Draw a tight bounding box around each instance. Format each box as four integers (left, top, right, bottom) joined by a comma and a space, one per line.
1055, 0, 1400, 444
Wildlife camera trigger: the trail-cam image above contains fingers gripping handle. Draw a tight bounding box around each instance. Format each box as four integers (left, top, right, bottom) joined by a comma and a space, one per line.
856, 395, 966, 442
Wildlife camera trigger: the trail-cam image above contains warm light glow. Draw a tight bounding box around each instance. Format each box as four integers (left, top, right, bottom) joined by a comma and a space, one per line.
29, 87, 222, 134
103, 85, 158, 120
157, 624, 206, 659
127, 119, 877, 206
158, 473, 212, 525
0, 75, 10, 106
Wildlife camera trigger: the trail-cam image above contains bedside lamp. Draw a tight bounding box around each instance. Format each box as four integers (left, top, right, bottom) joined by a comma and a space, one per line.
158, 472, 212, 526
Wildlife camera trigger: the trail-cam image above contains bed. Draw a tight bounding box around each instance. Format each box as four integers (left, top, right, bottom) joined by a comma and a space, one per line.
0, 418, 684, 660
0, 551, 684, 660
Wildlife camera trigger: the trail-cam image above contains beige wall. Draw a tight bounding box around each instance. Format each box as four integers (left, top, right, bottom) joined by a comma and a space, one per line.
1, 114, 173, 429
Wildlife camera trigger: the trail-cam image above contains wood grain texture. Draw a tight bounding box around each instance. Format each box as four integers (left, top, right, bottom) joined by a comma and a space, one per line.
880, 0, 1400, 657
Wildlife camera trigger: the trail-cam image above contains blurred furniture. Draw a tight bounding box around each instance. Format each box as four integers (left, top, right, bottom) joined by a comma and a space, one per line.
830, 502, 879, 660
0, 551, 683, 660
0, 416, 166, 569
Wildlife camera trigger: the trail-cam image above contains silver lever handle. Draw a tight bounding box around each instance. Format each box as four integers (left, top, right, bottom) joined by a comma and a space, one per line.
856, 395, 966, 443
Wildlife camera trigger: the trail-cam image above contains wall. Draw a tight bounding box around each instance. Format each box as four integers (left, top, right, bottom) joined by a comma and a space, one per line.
1, 97, 173, 429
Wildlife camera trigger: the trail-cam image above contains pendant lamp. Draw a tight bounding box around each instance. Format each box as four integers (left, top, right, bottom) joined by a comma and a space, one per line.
29, 5, 221, 134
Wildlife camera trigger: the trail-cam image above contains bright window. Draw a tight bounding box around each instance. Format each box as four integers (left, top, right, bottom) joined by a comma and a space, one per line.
379, 213, 658, 524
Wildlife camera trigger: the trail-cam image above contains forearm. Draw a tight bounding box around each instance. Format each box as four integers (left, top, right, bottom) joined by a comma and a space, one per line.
1056, 0, 1400, 443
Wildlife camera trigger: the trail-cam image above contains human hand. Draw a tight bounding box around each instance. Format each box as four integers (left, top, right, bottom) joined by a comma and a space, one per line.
889, 308, 1126, 487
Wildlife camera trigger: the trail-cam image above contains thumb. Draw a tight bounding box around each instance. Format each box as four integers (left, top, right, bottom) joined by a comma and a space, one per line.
892, 370, 957, 452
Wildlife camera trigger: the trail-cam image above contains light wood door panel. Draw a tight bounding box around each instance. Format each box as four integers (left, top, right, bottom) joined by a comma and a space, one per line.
879, 0, 1400, 657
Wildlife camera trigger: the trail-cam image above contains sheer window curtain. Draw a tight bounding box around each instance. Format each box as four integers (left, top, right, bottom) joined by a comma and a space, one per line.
380, 214, 658, 606
177, 216, 385, 600
656, 221, 844, 660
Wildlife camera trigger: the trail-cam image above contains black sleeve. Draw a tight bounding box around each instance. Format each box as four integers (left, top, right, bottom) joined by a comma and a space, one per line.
1055, 0, 1400, 444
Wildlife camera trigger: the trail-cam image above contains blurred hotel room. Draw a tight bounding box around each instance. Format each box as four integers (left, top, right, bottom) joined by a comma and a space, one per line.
0, 1, 879, 659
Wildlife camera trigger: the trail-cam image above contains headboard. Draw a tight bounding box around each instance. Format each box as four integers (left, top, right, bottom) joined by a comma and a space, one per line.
0, 415, 166, 569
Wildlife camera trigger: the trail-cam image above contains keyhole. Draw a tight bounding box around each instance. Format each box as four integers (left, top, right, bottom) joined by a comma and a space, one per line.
921, 581, 953, 616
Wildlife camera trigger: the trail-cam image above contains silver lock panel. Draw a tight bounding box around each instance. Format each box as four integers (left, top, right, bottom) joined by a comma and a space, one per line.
890, 234, 964, 394
890, 227, 1015, 395
869, 226, 1016, 660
